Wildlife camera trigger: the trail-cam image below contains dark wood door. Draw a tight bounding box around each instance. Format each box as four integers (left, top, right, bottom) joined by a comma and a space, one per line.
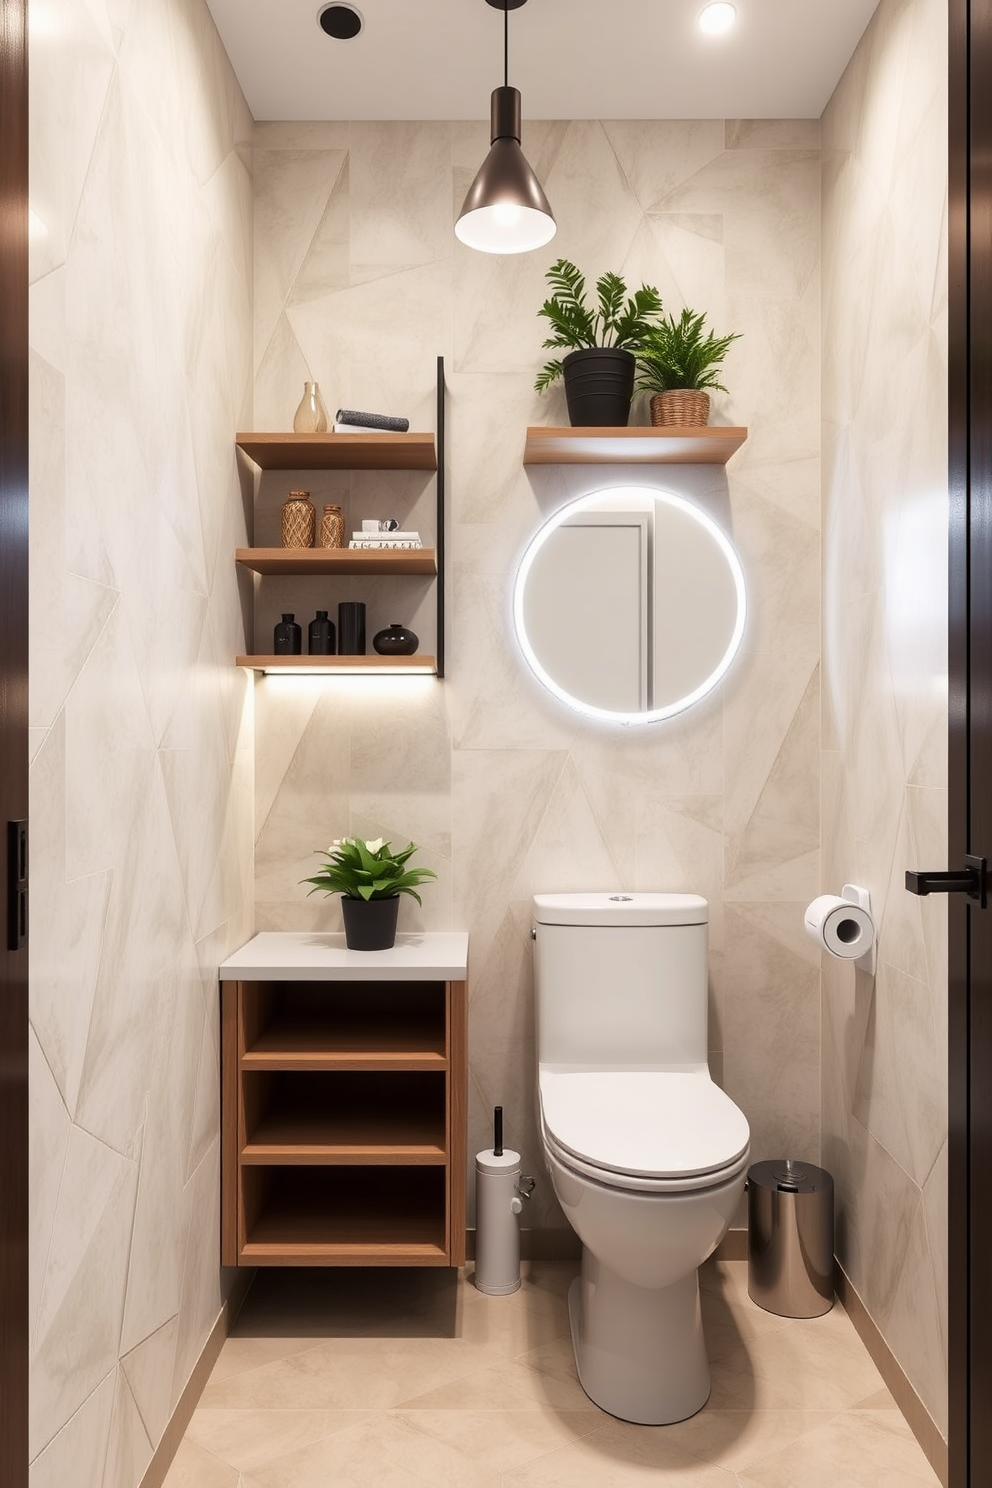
0, 0, 29, 1484
948, 0, 992, 1482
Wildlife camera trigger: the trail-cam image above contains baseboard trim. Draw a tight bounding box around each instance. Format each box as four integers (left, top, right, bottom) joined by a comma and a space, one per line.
138, 1272, 253, 1488
835, 1264, 948, 1488
464, 1226, 749, 1264
715, 1226, 748, 1261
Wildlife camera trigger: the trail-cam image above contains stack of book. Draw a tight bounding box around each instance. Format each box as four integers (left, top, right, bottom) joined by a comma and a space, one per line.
334, 408, 410, 434
348, 531, 423, 550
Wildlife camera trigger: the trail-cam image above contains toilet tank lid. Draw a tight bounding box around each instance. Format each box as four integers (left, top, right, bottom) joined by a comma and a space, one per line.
533, 893, 708, 927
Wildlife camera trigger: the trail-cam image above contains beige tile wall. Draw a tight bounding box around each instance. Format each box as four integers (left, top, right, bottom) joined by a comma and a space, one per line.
251, 118, 823, 1233
27, 0, 255, 1483
821, 0, 948, 1440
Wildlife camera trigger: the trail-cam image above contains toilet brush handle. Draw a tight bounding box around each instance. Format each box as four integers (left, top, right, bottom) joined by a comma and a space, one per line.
494, 1106, 503, 1157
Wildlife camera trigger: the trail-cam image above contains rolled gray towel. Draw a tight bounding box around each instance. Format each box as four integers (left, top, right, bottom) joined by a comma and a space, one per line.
334, 408, 410, 432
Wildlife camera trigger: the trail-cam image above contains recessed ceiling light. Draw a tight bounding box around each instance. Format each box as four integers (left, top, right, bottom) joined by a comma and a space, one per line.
698, 2, 737, 35
318, 4, 363, 40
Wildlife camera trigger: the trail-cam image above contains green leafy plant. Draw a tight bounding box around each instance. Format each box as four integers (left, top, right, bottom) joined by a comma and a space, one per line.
302, 836, 437, 904
535, 258, 665, 392
634, 307, 741, 394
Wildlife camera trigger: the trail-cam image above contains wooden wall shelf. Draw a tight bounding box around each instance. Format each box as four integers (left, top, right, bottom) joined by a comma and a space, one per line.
523, 425, 748, 465
235, 547, 436, 577
236, 359, 446, 677
236, 432, 437, 471
219, 932, 467, 1268
236, 655, 437, 674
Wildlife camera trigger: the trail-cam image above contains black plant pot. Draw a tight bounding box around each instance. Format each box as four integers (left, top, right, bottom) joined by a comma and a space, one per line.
340, 895, 400, 951
562, 347, 635, 427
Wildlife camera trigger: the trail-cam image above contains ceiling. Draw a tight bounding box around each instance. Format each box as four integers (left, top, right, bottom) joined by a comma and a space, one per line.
204, 0, 883, 123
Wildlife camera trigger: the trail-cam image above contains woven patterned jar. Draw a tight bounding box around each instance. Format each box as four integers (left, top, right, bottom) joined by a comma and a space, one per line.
318, 503, 345, 548
650, 390, 710, 427
281, 490, 315, 548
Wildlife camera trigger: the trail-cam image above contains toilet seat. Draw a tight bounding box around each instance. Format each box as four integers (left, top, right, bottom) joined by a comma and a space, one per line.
539, 1068, 750, 1194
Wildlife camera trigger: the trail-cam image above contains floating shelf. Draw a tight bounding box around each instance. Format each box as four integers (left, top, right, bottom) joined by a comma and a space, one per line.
236, 432, 437, 471
523, 425, 748, 465
237, 655, 437, 675
235, 546, 436, 577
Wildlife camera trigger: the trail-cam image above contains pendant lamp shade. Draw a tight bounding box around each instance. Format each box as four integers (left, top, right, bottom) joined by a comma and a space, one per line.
455, 5, 556, 255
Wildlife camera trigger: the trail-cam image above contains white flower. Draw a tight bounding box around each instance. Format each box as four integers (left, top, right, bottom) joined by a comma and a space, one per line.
364, 837, 385, 853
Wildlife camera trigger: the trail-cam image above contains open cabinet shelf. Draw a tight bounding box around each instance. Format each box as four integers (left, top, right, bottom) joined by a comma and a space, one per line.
219, 933, 467, 1267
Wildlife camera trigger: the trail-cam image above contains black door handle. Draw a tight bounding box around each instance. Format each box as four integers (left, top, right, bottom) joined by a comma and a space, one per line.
905, 854, 987, 907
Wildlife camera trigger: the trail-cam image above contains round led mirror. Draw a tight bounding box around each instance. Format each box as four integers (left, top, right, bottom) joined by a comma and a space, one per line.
512, 486, 746, 725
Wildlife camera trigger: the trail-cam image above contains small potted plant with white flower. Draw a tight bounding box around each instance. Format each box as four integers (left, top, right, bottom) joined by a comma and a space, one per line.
302, 836, 437, 950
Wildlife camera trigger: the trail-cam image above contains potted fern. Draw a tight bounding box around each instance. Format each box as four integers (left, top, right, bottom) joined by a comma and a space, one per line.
634, 307, 741, 427
535, 259, 664, 426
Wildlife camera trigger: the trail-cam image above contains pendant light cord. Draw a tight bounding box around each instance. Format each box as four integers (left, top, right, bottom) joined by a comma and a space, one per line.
503, 1, 508, 87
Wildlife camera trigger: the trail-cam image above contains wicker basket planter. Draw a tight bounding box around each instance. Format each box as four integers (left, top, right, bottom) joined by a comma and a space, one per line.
650, 390, 710, 427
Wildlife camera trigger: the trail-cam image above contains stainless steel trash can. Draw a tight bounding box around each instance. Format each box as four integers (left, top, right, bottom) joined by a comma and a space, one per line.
747, 1159, 834, 1317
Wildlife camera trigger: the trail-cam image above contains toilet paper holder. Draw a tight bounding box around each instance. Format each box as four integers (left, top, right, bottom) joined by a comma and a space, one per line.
804, 883, 876, 974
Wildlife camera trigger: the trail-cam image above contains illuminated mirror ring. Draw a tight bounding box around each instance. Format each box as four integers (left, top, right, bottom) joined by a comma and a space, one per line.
512, 486, 746, 726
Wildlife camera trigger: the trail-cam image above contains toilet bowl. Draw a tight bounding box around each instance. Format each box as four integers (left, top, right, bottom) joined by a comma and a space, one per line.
533, 892, 750, 1425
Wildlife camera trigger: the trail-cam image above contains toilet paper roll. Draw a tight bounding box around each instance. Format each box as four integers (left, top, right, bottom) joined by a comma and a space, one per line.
804, 894, 875, 960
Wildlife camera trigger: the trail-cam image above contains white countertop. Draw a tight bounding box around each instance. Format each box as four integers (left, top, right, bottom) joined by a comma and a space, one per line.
219, 930, 469, 981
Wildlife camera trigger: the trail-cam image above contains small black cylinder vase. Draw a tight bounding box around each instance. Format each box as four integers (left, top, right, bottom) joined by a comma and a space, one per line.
308, 610, 336, 655
562, 347, 635, 427
373, 622, 419, 656
337, 601, 366, 655
273, 613, 302, 654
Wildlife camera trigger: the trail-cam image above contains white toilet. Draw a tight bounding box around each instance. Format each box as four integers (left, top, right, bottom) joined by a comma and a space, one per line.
533, 891, 750, 1425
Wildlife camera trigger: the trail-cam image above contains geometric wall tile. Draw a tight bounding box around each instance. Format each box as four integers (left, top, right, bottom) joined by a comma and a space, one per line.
253, 115, 824, 1240
821, 0, 948, 1437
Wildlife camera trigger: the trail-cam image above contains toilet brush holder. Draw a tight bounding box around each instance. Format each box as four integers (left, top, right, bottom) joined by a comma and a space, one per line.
474, 1106, 534, 1294
474, 1147, 525, 1294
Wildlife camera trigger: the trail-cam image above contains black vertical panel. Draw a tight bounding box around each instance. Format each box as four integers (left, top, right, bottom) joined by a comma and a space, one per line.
949, 0, 992, 1483
968, 0, 992, 1482
0, 0, 29, 1484
947, 0, 970, 1476
436, 355, 445, 680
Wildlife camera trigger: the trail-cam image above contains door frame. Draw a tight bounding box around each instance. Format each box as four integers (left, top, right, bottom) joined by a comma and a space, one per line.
948, 0, 992, 1483
0, 0, 30, 1485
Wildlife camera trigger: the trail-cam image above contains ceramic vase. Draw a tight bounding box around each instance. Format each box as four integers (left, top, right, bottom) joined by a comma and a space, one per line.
293, 381, 329, 434
338, 601, 366, 655
281, 491, 316, 547
373, 622, 419, 656
273, 614, 302, 655
318, 504, 345, 548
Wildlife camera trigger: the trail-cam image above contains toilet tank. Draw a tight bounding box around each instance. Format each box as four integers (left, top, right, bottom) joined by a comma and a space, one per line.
533, 893, 709, 1069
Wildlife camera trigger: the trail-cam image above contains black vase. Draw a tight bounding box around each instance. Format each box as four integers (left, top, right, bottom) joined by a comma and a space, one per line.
340, 895, 400, 951
562, 347, 636, 427
308, 609, 336, 655
338, 601, 366, 655
373, 622, 419, 656
273, 613, 302, 654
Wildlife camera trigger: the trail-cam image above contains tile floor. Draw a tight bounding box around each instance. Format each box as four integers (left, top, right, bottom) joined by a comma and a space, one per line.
162, 1259, 943, 1488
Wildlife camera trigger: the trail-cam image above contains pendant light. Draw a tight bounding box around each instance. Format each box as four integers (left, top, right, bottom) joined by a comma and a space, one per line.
455, 0, 556, 255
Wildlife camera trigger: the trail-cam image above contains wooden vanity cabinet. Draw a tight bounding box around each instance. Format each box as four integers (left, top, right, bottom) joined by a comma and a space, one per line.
219, 932, 467, 1267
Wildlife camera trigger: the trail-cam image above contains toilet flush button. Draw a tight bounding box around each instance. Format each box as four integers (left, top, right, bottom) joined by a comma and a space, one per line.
608, 894, 634, 902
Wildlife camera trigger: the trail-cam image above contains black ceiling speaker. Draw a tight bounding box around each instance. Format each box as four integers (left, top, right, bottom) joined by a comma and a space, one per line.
318, 5, 363, 41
